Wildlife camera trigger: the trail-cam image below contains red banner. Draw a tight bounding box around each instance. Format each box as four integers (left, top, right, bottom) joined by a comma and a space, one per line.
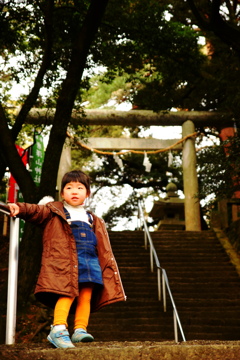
7, 146, 28, 203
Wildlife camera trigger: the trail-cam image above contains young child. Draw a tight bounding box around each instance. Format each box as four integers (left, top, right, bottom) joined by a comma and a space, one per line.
8, 170, 126, 349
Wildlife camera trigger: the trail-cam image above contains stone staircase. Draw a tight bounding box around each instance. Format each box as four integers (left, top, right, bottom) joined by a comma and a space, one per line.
87, 230, 240, 342
2, 228, 240, 360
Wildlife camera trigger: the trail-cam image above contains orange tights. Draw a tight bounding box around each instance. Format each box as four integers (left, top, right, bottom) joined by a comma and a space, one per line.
53, 285, 93, 331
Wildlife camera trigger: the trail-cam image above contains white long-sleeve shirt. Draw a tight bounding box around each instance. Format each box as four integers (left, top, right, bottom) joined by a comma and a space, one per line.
63, 201, 90, 224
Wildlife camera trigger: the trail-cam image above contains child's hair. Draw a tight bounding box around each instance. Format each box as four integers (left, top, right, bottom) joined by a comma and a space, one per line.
61, 170, 91, 195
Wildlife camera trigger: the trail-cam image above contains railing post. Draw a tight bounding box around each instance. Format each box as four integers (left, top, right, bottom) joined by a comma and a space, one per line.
162, 273, 167, 312
173, 310, 178, 343
144, 231, 147, 250
150, 244, 154, 272
137, 204, 141, 230
157, 267, 161, 301
138, 201, 186, 342
5, 217, 19, 345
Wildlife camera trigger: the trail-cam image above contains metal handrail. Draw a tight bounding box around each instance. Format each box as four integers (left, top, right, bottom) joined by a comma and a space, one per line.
138, 200, 186, 343
0, 202, 20, 345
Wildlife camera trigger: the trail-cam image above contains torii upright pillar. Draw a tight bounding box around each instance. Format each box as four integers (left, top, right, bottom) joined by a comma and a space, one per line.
182, 120, 201, 231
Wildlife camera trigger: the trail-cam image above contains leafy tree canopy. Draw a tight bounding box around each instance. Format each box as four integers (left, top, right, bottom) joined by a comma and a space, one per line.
1, 0, 240, 227
88, 0, 206, 112
82, 0, 240, 116
69, 1, 240, 228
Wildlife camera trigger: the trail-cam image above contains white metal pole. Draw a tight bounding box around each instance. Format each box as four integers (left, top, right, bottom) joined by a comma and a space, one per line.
5, 217, 19, 345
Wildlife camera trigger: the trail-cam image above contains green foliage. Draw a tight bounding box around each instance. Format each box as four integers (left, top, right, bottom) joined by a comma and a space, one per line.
88, 152, 170, 189
86, 0, 240, 114
90, 0, 206, 111
3, 0, 239, 114
167, 0, 240, 114
71, 147, 92, 170
0, 177, 7, 202
81, 73, 132, 109
197, 135, 240, 201
2, 0, 240, 229
88, 125, 124, 138
102, 190, 140, 229
227, 219, 240, 254
84, 150, 182, 228
0, 1, 31, 54
0, 1, 93, 104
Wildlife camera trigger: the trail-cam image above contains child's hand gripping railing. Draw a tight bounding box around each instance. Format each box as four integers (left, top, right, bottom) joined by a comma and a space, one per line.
0, 202, 20, 345
137, 200, 186, 343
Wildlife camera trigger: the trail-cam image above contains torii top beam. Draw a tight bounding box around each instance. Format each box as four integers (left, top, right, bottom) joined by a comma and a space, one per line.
26, 109, 234, 128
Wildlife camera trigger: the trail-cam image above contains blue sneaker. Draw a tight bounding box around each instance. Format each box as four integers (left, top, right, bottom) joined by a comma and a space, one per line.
71, 328, 94, 343
47, 325, 75, 349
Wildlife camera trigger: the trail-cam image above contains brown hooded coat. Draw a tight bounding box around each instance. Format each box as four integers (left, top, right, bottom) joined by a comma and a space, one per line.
17, 200, 126, 312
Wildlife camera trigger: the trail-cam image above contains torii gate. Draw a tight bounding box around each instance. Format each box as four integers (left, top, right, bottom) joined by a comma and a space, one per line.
27, 109, 234, 231
58, 120, 202, 232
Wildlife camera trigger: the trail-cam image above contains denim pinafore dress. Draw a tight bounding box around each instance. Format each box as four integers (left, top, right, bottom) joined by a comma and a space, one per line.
64, 208, 103, 286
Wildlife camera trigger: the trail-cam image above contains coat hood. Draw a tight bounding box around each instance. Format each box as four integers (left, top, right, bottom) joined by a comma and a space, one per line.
38, 196, 55, 205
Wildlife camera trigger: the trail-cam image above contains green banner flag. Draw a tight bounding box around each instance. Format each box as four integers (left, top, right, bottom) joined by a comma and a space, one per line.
29, 134, 45, 185
18, 134, 45, 241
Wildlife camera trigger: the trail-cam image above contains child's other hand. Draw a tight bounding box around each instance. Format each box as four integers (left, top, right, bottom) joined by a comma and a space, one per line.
8, 203, 20, 217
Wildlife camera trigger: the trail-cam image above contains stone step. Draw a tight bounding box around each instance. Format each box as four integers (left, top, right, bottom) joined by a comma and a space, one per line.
122, 290, 240, 300
116, 261, 233, 268
86, 326, 240, 341
88, 301, 240, 320
2, 341, 240, 360
113, 243, 223, 250
93, 229, 240, 341
110, 235, 217, 241
114, 247, 224, 254
118, 266, 237, 274
89, 311, 240, 325
109, 230, 216, 239
120, 275, 235, 283
113, 243, 225, 248
109, 232, 216, 237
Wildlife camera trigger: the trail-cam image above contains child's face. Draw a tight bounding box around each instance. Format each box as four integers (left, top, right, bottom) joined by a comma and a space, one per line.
61, 181, 89, 206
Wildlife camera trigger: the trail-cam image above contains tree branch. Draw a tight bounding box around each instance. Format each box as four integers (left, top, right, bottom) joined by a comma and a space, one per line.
187, 0, 240, 56
11, 0, 54, 141
40, 0, 109, 197
0, 103, 36, 201
187, 0, 212, 31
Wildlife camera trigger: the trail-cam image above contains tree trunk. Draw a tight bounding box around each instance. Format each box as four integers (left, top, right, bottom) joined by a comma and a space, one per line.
16, 0, 109, 305
17, 224, 43, 308
39, 0, 109, 198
